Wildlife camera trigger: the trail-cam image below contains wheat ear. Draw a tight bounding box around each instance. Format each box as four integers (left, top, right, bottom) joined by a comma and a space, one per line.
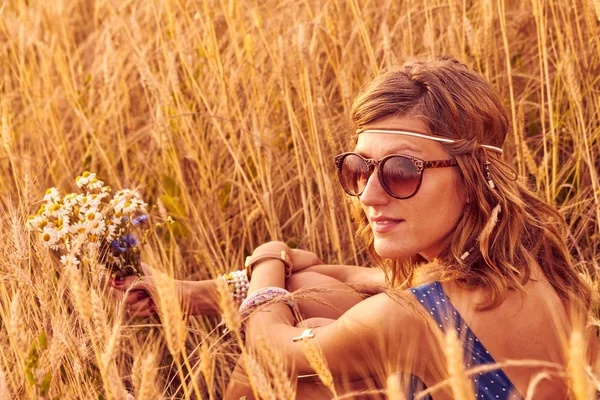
0, 366, 9, 399
137, 353, 159, 400
153, 271, 187, 359
386, 373, 406, 400
200, 340, 215, 400
444, 329, 475, 400
91, 288, 108, 345
302, 338, 337, 397
68, 265, 92, 322
254, 335, 295, 400
9, 291, 26, 353
567, 329, 593, 399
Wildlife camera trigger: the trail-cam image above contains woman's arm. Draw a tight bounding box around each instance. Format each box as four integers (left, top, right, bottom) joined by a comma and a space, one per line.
243, 242, 434, 382
299, 264, 386, 290
111, 264, 222, 317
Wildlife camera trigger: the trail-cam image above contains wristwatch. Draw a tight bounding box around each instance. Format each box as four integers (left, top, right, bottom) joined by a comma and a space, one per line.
244, 250, 293, 279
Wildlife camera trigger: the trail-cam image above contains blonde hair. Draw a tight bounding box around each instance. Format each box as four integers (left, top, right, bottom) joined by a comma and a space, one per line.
350, 56, 592, 310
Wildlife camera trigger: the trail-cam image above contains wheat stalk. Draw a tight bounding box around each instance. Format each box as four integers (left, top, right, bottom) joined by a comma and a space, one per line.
444, 330, 475, 400
68, 265, 92, 322
593, 0, 600, 21
567, 329, 593, 399
0, 365, 9, 400
136, 353, 159, 400
301, 338, 338, 397
200, 340, 215, 400
386, 373, 406, 400
524, 372, 551, 400
246, 354, 278, 400
215, 278, 240, 334
91, 288, 108, 345
8, 291, 26, 354
153, 270, 187, 359
253, 335, 295, 400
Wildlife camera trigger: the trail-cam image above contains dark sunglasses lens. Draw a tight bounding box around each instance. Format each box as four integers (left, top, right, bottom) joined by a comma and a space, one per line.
380, 156, 420, 198
339, 154, 369, 195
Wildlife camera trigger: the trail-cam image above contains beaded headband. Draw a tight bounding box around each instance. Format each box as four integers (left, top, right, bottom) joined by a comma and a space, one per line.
357, 129, 504, 155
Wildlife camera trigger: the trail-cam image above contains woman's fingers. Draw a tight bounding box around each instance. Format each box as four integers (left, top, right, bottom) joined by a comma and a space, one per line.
290, 249, 322, 271
110, 274, 143, 290
125, 296, 156, 317
123, 289, 150, 306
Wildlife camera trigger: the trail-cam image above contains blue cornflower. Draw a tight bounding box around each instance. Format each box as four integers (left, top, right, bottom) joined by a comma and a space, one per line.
123, 233, 138, 247
111, 239, 127, 253
131, 214, 149, 226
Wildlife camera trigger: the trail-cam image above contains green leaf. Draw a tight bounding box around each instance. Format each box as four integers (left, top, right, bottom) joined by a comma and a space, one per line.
40, 371, 52, 395
160, 194, 187, 219
218, 182, 232, 211
38, 331, 48, 350
162, 174, 181, 196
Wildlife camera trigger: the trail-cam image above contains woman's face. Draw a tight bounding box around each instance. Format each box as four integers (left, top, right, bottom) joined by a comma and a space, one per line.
355, 115, 466, 261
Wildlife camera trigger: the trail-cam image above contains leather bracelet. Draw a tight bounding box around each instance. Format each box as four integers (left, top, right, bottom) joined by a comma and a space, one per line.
245, 250, 293, 279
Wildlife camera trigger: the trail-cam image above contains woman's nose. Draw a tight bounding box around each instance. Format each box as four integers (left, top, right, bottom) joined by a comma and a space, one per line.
359, 169, 389, 206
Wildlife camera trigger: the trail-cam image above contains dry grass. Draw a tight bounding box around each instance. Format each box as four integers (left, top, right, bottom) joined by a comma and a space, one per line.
0, 0, 599, 398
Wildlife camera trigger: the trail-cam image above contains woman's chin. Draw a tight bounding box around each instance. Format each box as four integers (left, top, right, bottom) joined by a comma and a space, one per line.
373, 241, 415, 260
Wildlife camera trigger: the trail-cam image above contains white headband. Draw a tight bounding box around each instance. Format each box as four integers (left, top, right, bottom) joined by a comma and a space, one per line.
358, 129, 504, 155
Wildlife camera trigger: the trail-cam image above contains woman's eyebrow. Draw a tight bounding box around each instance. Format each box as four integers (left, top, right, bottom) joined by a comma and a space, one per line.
354, 144, 424, 157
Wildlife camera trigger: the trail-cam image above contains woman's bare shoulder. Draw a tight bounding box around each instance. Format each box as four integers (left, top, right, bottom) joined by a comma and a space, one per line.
334, 288, 436, 349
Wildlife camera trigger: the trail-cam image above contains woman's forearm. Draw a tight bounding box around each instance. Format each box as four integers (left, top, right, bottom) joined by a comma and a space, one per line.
299, 264, 386, 287
177, 279, 221, 316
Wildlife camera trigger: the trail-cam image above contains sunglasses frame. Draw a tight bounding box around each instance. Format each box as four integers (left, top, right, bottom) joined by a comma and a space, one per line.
334, 152, 458, 199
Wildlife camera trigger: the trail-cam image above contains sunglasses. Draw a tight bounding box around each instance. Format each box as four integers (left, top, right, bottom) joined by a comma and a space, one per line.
334, 152, 458, 199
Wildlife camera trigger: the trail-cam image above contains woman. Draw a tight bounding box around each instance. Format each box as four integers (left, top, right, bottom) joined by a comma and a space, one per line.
226, 56, 595, 399
114, 56, 594, 399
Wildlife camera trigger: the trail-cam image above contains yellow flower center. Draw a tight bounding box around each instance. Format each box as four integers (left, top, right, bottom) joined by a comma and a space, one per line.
42, 233, 51, 242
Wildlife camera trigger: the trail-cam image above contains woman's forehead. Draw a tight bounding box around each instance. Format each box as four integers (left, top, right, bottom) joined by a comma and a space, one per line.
354, 114, 450, 158
354, 131, 450, 158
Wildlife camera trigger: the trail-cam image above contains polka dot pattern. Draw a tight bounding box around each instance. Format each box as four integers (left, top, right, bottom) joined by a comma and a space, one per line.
406, 281, 523, 400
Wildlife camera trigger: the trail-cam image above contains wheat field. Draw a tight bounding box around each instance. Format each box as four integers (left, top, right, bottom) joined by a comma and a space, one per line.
0, 0, 599, 398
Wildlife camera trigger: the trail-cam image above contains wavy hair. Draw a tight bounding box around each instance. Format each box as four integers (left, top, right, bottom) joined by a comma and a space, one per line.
350, 56, 592, 310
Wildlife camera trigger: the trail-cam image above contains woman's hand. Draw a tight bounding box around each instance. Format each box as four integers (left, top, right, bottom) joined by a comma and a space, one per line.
109, 262, 157, 318
250, 241, 322, 273
289, 248, 322, 272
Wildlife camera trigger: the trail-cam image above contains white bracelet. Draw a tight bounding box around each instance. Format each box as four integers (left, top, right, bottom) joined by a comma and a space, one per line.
222, 269, 250, 305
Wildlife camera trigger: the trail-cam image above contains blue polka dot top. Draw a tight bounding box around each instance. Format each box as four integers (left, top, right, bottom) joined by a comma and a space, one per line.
407, 281, 523, 400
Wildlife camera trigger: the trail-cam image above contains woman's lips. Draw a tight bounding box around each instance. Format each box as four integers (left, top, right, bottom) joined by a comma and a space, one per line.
371, 219, 404, 233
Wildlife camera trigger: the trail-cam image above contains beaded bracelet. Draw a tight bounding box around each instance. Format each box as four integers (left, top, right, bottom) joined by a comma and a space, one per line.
238, 287, 297, 337
221, 269, 250, 305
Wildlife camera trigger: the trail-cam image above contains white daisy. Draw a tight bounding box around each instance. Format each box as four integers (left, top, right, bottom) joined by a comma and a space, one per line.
105, 223, 118, 242
89, 219, 106, 236
40, 226, 59, 248
86, 178, 104, 191
84, 211, 102, 225
26, 215, 45, 231
43, 187, 60, 203
75, 171, 96, 188
60, 254, 80, 268
121, 199, 139, 215
70, 221, 89, 236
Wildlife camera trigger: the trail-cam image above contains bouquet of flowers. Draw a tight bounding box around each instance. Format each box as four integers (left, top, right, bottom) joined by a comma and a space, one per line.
27, 171, 154, 278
